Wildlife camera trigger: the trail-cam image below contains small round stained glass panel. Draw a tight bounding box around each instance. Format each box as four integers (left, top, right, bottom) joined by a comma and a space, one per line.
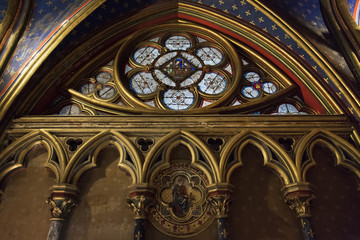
262, 82, 277, 94
278, 103, 298, 114
60, 105, 81, 115
165, 35, 191, 50
163, 89, 194, 110
131, 72, 158, 94
98, 86, 116, 99
242, 86, 260, 99
197, 47, 223, 65
95, 71, 112, 83
80, 83, 96, 95
244, 71, 260, 82
133, 46, 160, 65
198, 73, 226, 95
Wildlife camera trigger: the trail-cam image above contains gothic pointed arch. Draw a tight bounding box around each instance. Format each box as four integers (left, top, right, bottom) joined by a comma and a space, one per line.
143, 130, 218, 184
64, 130, 142, 185
0, 130, 67, 186
220, 130, 297, 185
1, 1, 360, 239
295, 129, 360, 182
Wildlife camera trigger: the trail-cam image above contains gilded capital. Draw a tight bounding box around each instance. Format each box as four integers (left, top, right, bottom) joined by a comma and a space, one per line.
46, 184, 78, 221
285, 194, 315, 218
208, 194, 232, 218
127, 195, 153, 219
46, 197, 77, 221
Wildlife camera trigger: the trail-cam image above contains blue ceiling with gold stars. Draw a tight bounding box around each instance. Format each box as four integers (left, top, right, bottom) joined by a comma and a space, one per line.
0, 0, 359, 118
0, 1, 7, 23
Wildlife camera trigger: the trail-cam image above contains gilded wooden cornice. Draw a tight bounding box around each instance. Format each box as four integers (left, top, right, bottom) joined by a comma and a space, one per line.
7, 115, 356, 135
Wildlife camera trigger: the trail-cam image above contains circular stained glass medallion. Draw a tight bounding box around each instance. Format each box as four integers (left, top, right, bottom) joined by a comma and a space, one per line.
115, 24, 242, 111
244, 71, 260, 82
242, 86, 259, 99
98, 86, 116, 99
80, 82, 96, 95
95, 71, 112, 83
262, 82, 277, 94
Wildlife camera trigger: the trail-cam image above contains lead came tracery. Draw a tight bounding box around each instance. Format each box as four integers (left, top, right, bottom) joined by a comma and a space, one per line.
116, 28, 241, 110
52, 24, 314, 116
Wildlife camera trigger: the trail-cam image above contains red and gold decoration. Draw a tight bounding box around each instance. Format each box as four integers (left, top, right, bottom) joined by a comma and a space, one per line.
148, 162, 214, 237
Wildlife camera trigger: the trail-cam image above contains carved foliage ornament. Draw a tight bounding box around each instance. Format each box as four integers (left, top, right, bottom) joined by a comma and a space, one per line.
46, 197, 77, 220
148, 162, 214, 237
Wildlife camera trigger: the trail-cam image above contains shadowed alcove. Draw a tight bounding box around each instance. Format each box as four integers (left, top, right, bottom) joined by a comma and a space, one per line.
229, 144, 301, 240
62, 146, 133, 240
0, 146, 56, 240
308, 143, 360, 240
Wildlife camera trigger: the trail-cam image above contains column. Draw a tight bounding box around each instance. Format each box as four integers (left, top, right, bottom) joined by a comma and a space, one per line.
283, 184, 316, 240
46, 184, 78, 240
127, 187, 154, 240
208, 184, 232, 240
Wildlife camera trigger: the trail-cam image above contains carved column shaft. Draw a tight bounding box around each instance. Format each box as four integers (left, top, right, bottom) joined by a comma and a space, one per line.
46, 220, 64, 240
46, 184, 78, 240
284, 186, 316, 240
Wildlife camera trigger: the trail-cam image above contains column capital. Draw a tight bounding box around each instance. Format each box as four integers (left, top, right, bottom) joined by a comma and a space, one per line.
283, 183, 315, 218
207, 183, 233, 218
127, 187, 155, 219
46, 184, 78, 221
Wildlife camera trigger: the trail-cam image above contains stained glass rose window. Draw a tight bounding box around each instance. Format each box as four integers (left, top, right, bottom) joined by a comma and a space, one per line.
114, 24, 241, 111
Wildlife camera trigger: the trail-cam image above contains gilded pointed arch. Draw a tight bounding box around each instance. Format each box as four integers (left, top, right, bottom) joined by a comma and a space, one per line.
219, 130, 298, 185
0, 130, 67, 186
143, 130, 218, 184
64, 130, 141, 185
295, 129, 360, 182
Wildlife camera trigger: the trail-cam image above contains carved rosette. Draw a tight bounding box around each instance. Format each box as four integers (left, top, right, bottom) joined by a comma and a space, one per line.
148, 162, 214, 237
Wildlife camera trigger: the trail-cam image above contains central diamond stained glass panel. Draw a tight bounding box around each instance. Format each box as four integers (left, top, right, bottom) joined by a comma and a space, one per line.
160, 56, 196, 83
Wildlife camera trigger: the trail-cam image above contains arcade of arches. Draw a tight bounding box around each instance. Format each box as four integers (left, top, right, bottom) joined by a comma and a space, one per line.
0, 1, 360, 240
